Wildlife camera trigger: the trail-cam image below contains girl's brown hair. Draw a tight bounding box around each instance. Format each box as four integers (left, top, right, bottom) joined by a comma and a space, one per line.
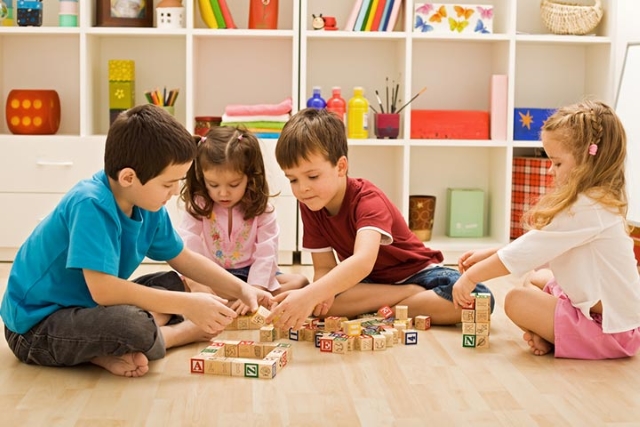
180, 126, 271, 220
524, 100, 628, 231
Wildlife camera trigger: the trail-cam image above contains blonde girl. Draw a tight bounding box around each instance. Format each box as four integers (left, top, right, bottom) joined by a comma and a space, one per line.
452, 100, 640, 359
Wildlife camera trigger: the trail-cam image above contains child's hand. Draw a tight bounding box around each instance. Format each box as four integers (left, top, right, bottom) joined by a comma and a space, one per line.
452, 274, 477, 309
238, 284, 275, 314
312, 295, 335, 317
229, 285, 274, 315
458, 247, 497, 273
229, 299, 251, 316
266, 289, 317, 331
185, 293, 237, 334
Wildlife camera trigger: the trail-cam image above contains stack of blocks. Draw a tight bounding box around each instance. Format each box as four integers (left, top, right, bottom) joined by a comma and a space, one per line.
461, 292, 491, 348
190, 340, 293, 379
260, 305, 432, 354
190, 306, 291, 379
108, 60, 135, 125
192, 305, 433, 377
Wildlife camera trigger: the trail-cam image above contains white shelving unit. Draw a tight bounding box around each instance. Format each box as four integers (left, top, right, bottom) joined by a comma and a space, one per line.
0, 0, 619, 265
0, 0, 300, 263
299, 0, 617, 264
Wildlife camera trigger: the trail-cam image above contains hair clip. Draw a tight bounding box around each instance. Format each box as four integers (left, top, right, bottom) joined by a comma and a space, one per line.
588, 143, 598, 156
237, 134, 243, 141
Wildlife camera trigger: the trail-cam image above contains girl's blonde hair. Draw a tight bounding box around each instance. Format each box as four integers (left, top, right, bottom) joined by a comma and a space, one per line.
524, 100, 628, 231
180, 126, 272, 220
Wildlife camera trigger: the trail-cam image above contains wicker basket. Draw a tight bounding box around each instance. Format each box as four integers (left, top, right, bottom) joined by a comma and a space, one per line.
540, 0, 603, 35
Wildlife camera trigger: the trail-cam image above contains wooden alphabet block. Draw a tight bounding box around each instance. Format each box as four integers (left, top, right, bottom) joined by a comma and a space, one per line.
260, 325, 275, 342
343, 320, 363, 336
275, 342, 293, 361
475, 310, 490, 323
381, 330, 395, 347
462, 322, 476, 335
377, 305, 394, 319
319, 335, 334, 353
257, 359, 277, 379
251, 305, 271, 327
356, 335, 373, 351
395, 305, 408, 320
372, 334, 387, 351
401, 329, 418, 345
414, 315, 431, 330
190, 356, 205, 374
223, 340, 240, 357
461, 309, 475, 323
475, 335, 490, 349
288, 328, 300, 341
332, 337, 349, 354
207, 357, 232, 376
236, 316, 251, 330
475, 322, 490, 336
324, 316, 344, 332
238, 340, 256, 358
462, 334, 476, 348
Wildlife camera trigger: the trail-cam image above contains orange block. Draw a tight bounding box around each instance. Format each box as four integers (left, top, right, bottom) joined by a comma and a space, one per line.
6, 89, 61, 135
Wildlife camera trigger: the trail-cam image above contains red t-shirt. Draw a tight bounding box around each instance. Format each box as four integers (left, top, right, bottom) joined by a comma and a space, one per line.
301, 177, 443, 282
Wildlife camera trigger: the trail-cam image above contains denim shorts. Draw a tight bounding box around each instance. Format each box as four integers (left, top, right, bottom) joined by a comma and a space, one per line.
399, 266, 495, 312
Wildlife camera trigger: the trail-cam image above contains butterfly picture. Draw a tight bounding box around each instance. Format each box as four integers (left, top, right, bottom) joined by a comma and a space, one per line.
477, 6, 493, 20
415, 4, 434, 15
474, 19, 490, 34
454, 5, 474, 20
415, 15, 434, 33
429, 5, 447, 23
448, 17, 469, 33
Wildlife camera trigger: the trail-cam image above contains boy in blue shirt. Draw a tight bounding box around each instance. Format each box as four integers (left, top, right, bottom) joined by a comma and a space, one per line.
1, 105, 273, 377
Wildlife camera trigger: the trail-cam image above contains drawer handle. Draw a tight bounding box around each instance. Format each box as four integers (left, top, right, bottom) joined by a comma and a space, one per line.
36, 160, 74, 167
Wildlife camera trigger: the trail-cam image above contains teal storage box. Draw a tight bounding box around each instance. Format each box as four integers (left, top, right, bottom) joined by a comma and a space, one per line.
446, 188, 485, 237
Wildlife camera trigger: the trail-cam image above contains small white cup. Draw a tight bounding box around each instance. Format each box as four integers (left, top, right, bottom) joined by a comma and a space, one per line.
156, 7, 184, 29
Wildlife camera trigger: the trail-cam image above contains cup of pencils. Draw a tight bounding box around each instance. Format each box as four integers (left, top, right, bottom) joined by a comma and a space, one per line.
146, 87, 179, 116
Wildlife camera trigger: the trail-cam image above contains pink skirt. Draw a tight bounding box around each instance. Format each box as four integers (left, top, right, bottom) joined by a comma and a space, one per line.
545, 280, 640, 359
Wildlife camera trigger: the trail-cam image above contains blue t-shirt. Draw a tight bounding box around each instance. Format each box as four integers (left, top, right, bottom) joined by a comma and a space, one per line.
0, 171, 184, 334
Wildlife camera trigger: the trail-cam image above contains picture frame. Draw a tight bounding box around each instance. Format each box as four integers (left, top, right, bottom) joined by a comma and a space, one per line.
96, 0, 154, 27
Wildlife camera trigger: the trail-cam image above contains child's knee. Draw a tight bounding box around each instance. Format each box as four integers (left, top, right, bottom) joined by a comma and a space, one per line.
109, 305, 165, 358
504, 287, 527, 318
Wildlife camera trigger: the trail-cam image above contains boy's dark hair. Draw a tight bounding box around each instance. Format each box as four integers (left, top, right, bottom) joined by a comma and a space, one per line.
180, 126, 272, 220
104, 104, 196, 185
276, 108, 348, 169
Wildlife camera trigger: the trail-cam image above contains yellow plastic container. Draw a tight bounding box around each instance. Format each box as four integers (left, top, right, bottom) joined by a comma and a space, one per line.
347, 86, 369, 139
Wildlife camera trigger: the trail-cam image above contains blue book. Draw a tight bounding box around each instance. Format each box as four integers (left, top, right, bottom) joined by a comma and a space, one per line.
380, 0, 395, 31
354, 0, 372, 32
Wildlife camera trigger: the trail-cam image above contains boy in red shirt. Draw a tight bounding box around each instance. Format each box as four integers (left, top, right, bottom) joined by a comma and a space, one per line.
267, 108, 493, 330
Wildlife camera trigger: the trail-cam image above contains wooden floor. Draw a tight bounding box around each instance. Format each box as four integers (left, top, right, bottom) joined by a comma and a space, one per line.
1, 262, 640, 426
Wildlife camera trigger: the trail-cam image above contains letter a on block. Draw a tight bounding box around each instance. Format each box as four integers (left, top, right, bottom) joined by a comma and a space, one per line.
190, 359, 204, 373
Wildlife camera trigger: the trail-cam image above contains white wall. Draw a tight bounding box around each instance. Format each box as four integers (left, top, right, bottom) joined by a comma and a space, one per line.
614, 2, 640, 91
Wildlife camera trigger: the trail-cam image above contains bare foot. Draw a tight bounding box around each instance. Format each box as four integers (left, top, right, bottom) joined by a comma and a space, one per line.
160, 319, 221, 349
523, 331, 553, 356
91, 352, 149, 377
